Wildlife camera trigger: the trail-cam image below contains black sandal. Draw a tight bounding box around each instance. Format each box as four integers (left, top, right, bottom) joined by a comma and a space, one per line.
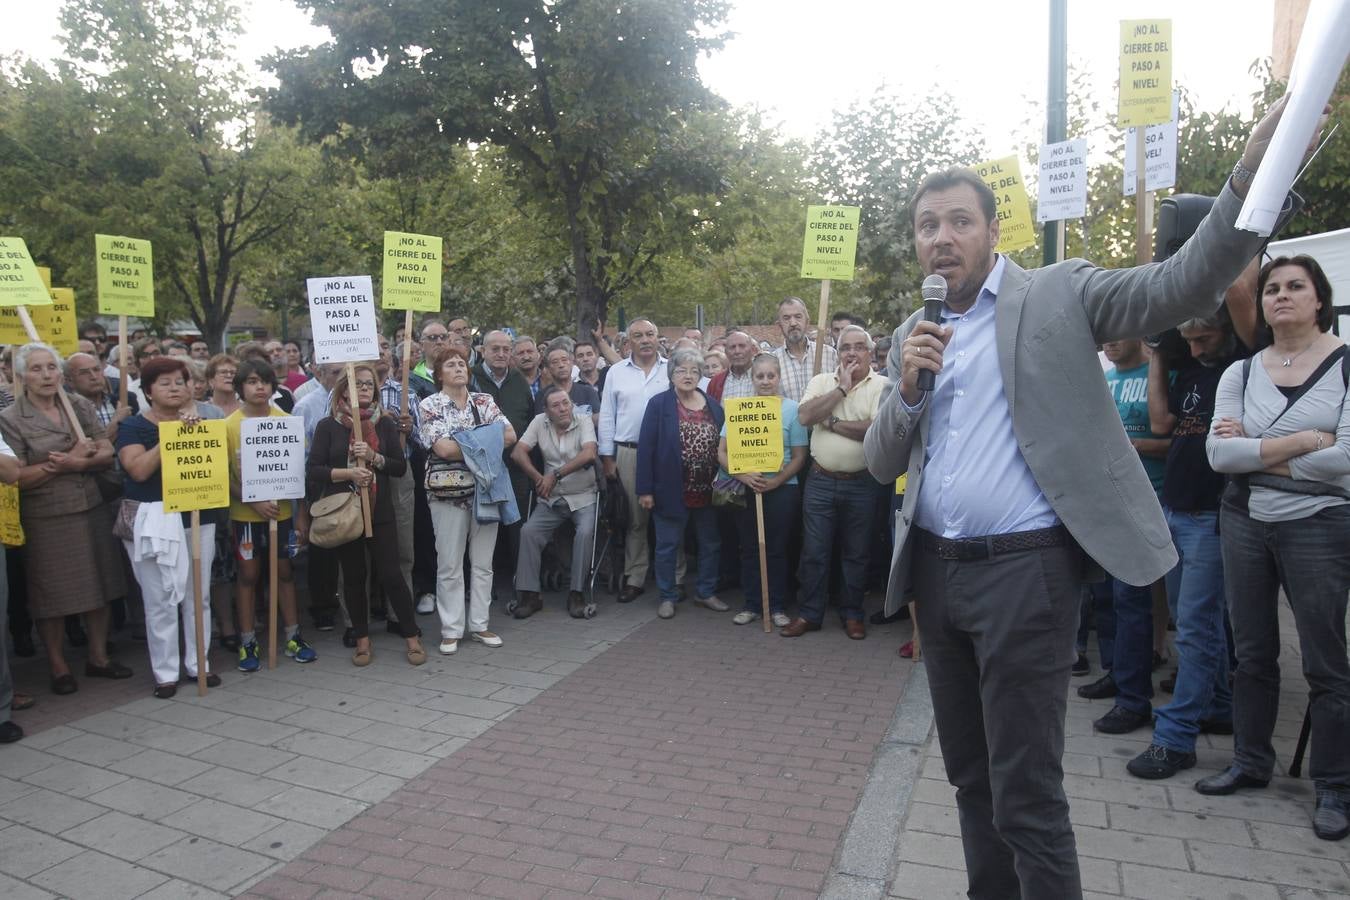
179, 673, 221, 688
51, 673, 78, 695
153, 683, 177, 699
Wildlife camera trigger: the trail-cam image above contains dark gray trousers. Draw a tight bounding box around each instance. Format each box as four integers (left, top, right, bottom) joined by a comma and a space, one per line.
913, 538, 1084, 900
1220, 501, 1350, 789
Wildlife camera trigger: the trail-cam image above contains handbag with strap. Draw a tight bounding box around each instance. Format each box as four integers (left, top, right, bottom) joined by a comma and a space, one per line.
425, 398, 481, 501
308, 486, 364, 548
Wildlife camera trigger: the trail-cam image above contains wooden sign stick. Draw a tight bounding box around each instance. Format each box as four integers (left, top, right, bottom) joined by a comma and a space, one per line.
117, 315, 129, 410
267, 518, 279, 669
16, 306, 87, 440
400, 309, 413, 410
812, 279, 832, 377
347, 363, 375, 538
755, 493, 771, 633
190, 510, 208, 696
1134, 128, 1154, 265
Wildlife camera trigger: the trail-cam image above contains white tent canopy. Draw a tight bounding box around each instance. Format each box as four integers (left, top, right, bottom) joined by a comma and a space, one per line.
1268, 226, 1350, 340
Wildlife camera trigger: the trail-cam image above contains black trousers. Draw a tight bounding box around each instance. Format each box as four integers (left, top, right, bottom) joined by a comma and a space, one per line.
410, 448, 438, 597
913, 536, 1084, 900
337, 523, 417, 640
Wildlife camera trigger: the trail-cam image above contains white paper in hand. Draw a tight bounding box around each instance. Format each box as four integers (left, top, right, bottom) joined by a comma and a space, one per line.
1236, 0, 1350, 236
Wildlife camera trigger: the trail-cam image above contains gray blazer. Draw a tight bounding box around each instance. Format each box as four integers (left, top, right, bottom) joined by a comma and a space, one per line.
864, 184, 1266, 612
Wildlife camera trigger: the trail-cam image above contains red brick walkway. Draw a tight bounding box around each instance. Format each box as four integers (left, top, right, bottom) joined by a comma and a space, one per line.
245, 609, 911, 899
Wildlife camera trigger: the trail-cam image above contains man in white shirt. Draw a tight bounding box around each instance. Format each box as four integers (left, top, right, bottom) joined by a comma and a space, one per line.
773, 296, 838, 402
599, 318, 678, 602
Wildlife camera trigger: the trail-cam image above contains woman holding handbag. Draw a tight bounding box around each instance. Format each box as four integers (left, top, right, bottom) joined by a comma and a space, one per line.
1201, 255, 1350, 842
419, 344, 517, 656
307, 364, 424, 667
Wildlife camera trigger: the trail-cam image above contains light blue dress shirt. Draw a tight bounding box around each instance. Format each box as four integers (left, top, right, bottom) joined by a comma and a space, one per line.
293, 387, 332, 447
911, 256, 1060, 539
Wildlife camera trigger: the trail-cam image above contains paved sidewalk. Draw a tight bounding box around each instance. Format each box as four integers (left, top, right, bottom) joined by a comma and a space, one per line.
0, 593, 659, 898
883, 601, 1350, 900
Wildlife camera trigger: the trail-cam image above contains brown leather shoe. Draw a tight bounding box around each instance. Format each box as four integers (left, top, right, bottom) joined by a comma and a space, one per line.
845, 620, 866, 640
618, 584, 644, 603
779, 617, 821, 638
513, 591, 542, 619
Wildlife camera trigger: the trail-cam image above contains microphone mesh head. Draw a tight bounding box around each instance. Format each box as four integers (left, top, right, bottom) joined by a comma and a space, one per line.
921, 274, 947, 302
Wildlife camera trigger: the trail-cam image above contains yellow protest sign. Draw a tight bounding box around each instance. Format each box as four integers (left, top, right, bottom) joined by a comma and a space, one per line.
725, 397, 784, 475
1118, 19, 1173, 128
37, 267, 51, 290
0, 237, 55, 308
159, 420, 229, 513
382, 231, 443, 312
895, 473, 907, 495
0, 305, 49, 345
48, 288, 78, 355
974, 156, 1036, 254
0, 483, 23, 547
96, 234, 154, 317
800, 205, 861, 281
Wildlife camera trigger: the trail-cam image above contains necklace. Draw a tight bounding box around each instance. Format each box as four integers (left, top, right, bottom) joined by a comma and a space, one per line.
1277, 340, 1318, 368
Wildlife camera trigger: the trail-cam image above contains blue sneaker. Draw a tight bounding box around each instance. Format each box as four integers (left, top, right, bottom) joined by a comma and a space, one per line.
237, 641, 260, 673
285, 635, 317, 664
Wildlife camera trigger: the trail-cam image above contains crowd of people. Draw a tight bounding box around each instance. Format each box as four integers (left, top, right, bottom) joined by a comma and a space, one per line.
0, 123, 1344, 896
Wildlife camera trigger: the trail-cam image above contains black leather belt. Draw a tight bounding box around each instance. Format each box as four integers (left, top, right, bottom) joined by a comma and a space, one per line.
810, 462, 868, 480
616, 441, 638, 449
916, 525, 1067, 561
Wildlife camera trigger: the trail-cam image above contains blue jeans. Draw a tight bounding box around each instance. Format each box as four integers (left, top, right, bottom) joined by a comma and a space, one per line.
1153, 508, 1231, 753
653, 505, 719, 603
797, 473, 875, 624
736, 483, 799, 614
1109, 577, 1156, 716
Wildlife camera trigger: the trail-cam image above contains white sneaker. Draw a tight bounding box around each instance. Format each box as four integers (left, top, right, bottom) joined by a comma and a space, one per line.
438, 638, 458, 655
658, 601, 676, 619
732, 610, 759, 625
469, 630, 503, 648
416, 593, 436, 615
695, 595, 730, 612
771, 612, 791, 628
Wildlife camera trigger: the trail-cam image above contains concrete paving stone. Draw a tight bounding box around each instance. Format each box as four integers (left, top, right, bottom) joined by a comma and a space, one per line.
410, 674, 501, 699
193, 738, 297, 773
541, 661, 582, 677
15, 725, 82, 750
200, 713, 302, 747
1166, 783, 1318, 827
900, 800, 961, 837
1107, 802, 1254, 846
1079, 854, 1121, 895
283, 707, 372, 738
347, 679, 443, 707
895, 829, 963, 865
84, 776, 200, 820
888, 860, 970, 899
241, 820, 332, 861
476, 652, 558, 674
161, 797, 288, 846
345, 722, 454, 755
343, 700, 444, 729
270, 732, 376, 764
1188, 840, 1350, 893
347, 773, 408, 804
136, 877, 231, 899
1069, 797, 1110, 829
223, 673, 309, 701
123, 697, 233, 731
178, 769, 293, 807
0, 870, 59, 899
125, 721, 223, 757
1282, 890, 1350, 900
29, 848, 167, 899
0, 787, 106, 834
1120, 861, 1283, 899
1062, 751, 1103, 777
418, 692, 516, 720
139, 834, 275, 892
278, 687, 364, 714
471, 666, 560, 690
1061, 771, 1172, 809
0, 823, 84, 878
344, 745, 440, 780
106, 747, 213, 787
1073, 822, 1190, 869
1248, 818, 1350, 857
59, 809, 186, 861
192, 691, 305, 721
424, 737, 469, 758
0, 744, 61, 778
0, 774, 39, 804
263, 757, 377, 795
421, 712, 500, 739
489, 685, 544, 705
252, 786, 369, 830
67, 710, 160, 742
21, 757, 128, 798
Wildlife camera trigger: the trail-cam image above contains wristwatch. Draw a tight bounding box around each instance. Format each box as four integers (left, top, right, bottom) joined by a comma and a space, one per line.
1230, 159, 1256, 189
827, 415, 840, 431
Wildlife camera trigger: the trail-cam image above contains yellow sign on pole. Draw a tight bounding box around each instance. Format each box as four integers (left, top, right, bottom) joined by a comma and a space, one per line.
159, 420, 229, 513
1118, 19, 1173, 128
47, 288, 78, 355
0, 305, 49, 345
95, 234, 155, 317
0, 237, 55, 308
381, 231, 443, 312
36, 267, 51, 290
0, 483, 24, 547
724, 397, 784, 475
800, 205, 861, 281
974, 156, 1037, 254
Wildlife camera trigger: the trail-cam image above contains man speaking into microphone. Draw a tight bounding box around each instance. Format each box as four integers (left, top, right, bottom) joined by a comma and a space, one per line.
864, 97, 1314, 900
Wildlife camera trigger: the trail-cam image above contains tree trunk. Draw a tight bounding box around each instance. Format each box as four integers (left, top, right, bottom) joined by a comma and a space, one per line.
563, 183, 602, 342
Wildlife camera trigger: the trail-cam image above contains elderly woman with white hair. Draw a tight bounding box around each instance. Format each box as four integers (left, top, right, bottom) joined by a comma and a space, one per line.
0, 342, 132, 695
636, 346, 726, 619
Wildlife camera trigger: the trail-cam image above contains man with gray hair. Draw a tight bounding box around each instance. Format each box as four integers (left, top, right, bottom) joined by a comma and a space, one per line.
774, 296, 838, 402
781, 325, 886, 639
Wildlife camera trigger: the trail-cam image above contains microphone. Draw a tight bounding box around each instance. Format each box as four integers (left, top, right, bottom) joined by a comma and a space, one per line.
917, 274, 946, 392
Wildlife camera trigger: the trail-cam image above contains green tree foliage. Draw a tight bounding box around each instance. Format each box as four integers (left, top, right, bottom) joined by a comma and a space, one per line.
266, 0, 733, 339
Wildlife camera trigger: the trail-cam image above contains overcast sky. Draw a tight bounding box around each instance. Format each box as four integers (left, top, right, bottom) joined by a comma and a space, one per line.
3, 0, 1274, 153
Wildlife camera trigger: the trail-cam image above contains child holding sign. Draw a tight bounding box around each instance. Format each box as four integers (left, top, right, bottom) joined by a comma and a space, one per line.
225, 359, 316, 672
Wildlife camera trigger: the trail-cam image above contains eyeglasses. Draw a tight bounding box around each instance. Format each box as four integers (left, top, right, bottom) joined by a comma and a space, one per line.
672, 367, 701, 377
353, 380, 376, 389
423, 333, 449, 343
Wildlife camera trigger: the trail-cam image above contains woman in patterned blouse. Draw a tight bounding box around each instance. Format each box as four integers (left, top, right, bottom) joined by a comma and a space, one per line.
418, 344, 517, 656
